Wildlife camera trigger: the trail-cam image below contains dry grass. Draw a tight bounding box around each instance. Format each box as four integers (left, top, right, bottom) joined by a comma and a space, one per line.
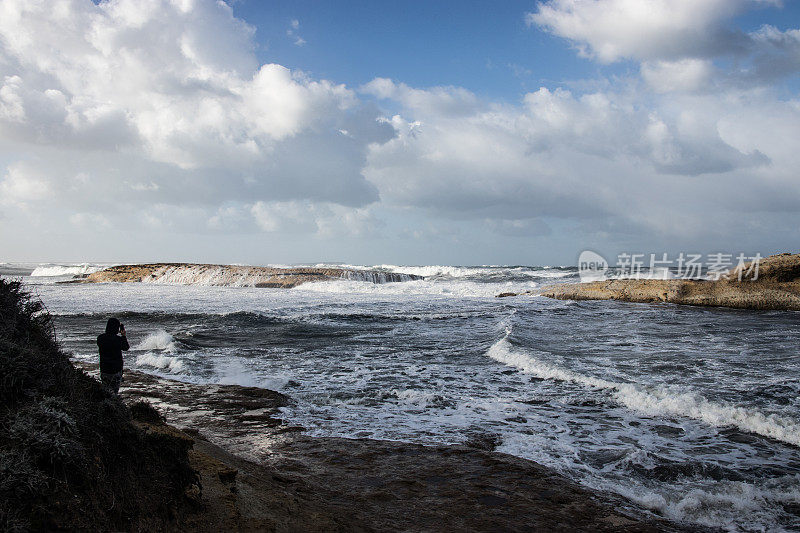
0, 279, 197, 531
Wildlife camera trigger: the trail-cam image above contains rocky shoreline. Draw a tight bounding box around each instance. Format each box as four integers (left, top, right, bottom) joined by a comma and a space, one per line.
514, 253, 800, 311
72, 362, 695, 532
74, 263, 421, 288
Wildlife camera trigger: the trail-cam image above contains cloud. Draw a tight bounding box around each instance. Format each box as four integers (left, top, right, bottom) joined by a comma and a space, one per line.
0, 0, 798, 261
485, 218, 552, 237
362, 78, 796, 243
526, 0, 773, 63
251, 200, 383, 236
0, 0, 389, 225
640, 59, 715, 93
0, 162, 52, 204
287, 18, 306, 46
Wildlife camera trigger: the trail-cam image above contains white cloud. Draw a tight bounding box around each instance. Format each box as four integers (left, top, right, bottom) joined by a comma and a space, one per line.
287, 18, 306, 46
0, 0, 798, 260
0, 162, 52, 204
527, 0, 778, 63
250, 200, 382, 236
640, 59, 715, 93
0, 0, 387, 216
363, 78, 795, 242
363, 78, 480, 117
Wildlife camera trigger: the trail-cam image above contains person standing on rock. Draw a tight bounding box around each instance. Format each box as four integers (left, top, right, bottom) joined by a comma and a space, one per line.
97, 317, 129, 395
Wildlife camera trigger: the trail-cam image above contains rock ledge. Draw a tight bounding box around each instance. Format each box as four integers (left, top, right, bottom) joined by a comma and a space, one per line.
538, 253, 800, 310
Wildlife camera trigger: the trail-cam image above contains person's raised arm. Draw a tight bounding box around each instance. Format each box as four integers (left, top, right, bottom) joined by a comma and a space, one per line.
120, 324, 129, 351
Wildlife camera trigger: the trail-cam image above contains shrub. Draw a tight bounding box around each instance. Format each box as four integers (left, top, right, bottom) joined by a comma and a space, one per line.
0, 279, 197, 531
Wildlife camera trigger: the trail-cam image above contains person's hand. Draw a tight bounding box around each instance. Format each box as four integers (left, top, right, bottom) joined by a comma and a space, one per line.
120, 325, 126, 336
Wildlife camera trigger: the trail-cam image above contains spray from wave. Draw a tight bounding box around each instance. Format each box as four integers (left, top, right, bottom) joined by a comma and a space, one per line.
135, 352, 184, 373
30, 263, 106, 277
135, 330, 179, 353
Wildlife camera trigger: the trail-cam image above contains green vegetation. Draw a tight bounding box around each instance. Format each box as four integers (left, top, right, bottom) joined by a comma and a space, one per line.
0, 279, 197, 531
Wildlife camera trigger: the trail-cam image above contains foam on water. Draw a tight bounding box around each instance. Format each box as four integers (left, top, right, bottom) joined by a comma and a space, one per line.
215, 359, 289, 390
135, 352, 184, 372
608, 474, 800, 530
487, 327, 800, 447
375, 264, 576, 280
30, 263, 106, 277
28, 263, 800, 531
310, 263, 577, 281
295, 278, 539, 298
136, 330, 179, 353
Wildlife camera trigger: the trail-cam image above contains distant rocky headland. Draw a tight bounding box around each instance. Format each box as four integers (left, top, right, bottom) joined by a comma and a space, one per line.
535, 253, 800, 311
75, 263, 421, 288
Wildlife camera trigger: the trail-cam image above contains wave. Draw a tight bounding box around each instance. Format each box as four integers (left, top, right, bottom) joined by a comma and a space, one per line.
30, 263, 106, 277
339, 270, 418, 283
135, 352, 184, 372
294, 278, 541, 298
135, 330, 179, 353
306, 263, 578, 281
374, 264, 576, 280
611, 474, 800, 530
487, 328, 800, 447
214, 359, 288, 390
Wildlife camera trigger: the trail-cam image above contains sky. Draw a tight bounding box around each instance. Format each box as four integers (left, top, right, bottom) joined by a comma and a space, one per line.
1, 0, 799, 266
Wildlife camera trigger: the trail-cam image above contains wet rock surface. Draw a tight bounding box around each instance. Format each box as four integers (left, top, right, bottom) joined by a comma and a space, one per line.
75, 363, 698, 532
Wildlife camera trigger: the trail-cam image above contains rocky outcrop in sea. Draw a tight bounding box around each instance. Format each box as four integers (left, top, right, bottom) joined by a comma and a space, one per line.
76, 263, 422, 288
537, 253, 800, 310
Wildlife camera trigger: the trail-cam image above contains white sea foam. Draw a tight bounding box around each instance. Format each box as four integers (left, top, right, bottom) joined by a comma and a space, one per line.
135, 352, 184, 372
306, 263, 576, 280
614, 475, 800, 530
487, 329, 800, 447
30, 263, 105, 277
215, 359, 288, 390
136, 330, 179, 352
134, 264, 416, 287
373, 264, 574, 279
392, 388, 453, 408
140, 265, 266, 287
294, 278, 539, 298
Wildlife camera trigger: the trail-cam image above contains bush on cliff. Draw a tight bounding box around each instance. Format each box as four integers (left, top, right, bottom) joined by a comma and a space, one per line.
0, 279, 197, 531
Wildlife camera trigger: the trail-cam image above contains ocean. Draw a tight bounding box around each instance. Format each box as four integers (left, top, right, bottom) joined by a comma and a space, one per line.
4, 262, 799, 531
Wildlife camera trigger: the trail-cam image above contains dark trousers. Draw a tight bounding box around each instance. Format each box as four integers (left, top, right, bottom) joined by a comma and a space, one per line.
101, 371, 122, 394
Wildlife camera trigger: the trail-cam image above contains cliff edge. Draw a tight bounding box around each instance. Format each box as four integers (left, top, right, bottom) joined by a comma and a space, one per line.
0, 279, 197, 531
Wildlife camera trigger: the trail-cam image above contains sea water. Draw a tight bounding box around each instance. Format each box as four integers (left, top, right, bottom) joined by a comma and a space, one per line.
6, 263, 800, 531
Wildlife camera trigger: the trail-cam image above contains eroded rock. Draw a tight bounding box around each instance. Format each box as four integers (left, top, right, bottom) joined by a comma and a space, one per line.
539, 253, 800, 310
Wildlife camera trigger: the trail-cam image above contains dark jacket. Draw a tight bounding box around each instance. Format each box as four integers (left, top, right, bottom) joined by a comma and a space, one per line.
97, 333, 129, 374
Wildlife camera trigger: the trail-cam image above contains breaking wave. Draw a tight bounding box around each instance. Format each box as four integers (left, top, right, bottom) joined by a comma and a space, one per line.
307, 263, 578, 282
487, 328, 800, 447
339, 270, 419, 283
133, 264, 420, 286
135, 352, 184, 373
136, 330, 179, 353
30, 263, 105, 277
294, 278, 539, 298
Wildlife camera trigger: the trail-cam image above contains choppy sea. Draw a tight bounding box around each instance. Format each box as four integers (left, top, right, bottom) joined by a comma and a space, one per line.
4, 262, 799, 531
